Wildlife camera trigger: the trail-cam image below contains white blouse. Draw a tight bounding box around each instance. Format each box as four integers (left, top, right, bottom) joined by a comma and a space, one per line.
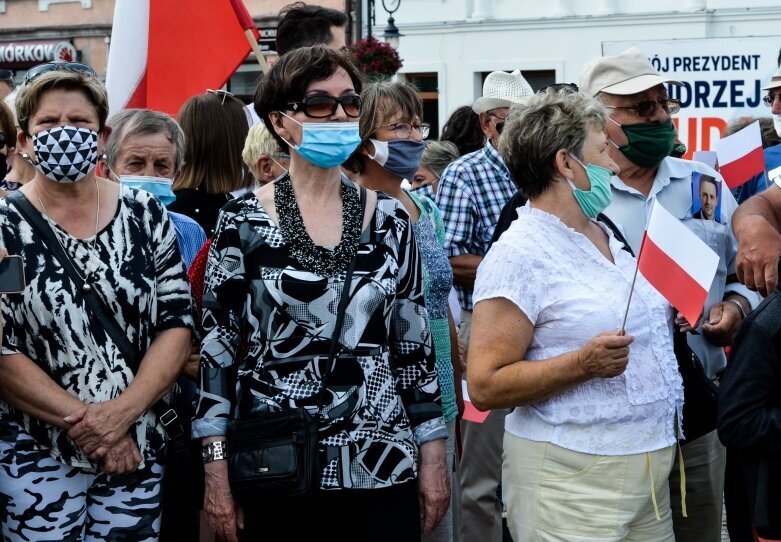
473, 205, 683, 455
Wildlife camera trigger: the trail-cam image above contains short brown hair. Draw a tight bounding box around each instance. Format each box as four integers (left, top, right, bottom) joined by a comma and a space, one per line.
15, 70, 109, 134
174, 92, 253, 193
343, 81, 422, 173
255, 45, 362, 150
499, 89, 608, 198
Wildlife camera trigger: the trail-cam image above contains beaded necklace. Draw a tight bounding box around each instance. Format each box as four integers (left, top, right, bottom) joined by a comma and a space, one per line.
274, 173, 361, 277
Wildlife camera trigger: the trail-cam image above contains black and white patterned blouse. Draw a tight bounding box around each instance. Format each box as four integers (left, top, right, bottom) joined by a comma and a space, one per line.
193, 183, 447, 490
0, 186, 194, 470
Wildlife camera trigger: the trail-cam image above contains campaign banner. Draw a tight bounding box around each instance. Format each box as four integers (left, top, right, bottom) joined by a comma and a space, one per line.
603, 37, 779, 159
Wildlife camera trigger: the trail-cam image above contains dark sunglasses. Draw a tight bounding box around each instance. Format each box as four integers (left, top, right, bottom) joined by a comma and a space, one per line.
538, 82, 579, 94
286, 94, 362, 118
0, 133, 6, 146
24, 62, 96, 84
0, 69, 13, 82
488, 110, 507, 134
609, 99, 681, 117
763, 93, 781, 106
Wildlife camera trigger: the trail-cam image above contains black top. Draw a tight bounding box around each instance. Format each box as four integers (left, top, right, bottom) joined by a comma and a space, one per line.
169, 188, 234, 237
718, 287, 781, 538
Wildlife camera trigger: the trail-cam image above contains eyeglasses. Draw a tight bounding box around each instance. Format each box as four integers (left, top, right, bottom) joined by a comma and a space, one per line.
488, 111, 507, 134
24, 62, 96, 84
206, 88, 235, 105
286, 95, 362, 118
538, 82, 579, 94
270, 152, 290, 160
762, 93, 781, 106
379, 121, 431, 140
608, 99, 681, 117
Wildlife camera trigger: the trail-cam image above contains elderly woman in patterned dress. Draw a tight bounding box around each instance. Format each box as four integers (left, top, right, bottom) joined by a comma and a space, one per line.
194, 46, 449, 542
0, 62, 193, 540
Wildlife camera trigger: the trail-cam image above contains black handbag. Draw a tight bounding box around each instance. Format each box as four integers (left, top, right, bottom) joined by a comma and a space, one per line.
226, 185, 366, 504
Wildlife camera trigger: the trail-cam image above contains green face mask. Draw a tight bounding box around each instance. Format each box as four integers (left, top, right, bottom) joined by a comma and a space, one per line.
609, 118, 676, 168
670, 142, 687, 159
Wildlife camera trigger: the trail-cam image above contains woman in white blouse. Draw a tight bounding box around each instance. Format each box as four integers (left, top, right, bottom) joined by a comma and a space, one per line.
467, 90, 683, 541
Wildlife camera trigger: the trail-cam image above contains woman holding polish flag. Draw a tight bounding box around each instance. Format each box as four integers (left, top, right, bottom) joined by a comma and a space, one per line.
467, 89, 684, 541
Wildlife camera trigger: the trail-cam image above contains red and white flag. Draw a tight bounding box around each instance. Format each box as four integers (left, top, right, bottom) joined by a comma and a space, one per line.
106, 0, 259, 117
714, 120, 765, 189
461, 380, 490, 424
638, 201, 719, 326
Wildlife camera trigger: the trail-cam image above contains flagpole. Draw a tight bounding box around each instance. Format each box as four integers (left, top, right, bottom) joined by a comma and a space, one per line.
621, 261, 640, 334
244, 29, 269, 73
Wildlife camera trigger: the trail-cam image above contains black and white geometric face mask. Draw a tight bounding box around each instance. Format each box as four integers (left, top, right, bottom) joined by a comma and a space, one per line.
33, 126, 98, 184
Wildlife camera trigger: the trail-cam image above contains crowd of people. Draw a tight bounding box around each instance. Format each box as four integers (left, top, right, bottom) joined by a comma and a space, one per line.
1, 2, 781, 542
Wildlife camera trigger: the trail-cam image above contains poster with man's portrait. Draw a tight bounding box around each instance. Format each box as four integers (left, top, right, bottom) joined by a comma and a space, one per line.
691, 173, 722, 223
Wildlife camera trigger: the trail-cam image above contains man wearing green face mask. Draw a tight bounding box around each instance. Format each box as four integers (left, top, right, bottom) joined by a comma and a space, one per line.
580, 47, 759, 542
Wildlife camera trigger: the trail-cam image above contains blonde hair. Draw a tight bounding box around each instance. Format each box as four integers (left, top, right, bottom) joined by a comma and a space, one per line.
15, 70, 109, 134
242, 122, 283, 180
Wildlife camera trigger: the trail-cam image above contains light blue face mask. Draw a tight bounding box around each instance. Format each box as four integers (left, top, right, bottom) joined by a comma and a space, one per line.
280, 113, 361, 169
119, 175, 176, 206
567, 154, 614, 219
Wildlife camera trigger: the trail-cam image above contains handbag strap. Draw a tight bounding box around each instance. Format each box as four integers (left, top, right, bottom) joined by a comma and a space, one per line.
7, 191, 142, 370
315, 185, 367, 415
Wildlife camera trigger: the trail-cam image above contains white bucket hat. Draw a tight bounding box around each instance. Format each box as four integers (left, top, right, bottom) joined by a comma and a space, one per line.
579, 47, 681, 97
763, 66, 781, 91
472, 70, 534, 114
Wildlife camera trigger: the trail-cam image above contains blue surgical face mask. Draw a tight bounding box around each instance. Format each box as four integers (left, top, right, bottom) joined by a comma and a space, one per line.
369, 139, 426, 181
119, 175, 176, 206
280, 112, 360, 169
566, 154, 614, 219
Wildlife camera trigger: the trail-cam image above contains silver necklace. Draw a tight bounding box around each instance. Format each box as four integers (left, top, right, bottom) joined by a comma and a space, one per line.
35, 179, 101, 292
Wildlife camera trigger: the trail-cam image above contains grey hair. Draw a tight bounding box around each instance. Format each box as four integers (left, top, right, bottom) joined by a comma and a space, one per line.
421, 140, 459, 179
498, 89, 608, 198
105, 108, 186, 172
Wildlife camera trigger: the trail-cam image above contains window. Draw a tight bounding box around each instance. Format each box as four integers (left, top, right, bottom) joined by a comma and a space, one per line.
406, 72, 439, 139
39, 0, 91, 10
228, 63, 262, 105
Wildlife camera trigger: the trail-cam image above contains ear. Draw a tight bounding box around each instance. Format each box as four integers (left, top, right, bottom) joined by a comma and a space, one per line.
268, 111, 292, 145
96, 159, 111, 180
97, 125, 112, 153
478, 112, 494, 139
359, 139, 374, 158
257, 156, 275, 183
553, 149, 575, 181
17, 129, 33, 156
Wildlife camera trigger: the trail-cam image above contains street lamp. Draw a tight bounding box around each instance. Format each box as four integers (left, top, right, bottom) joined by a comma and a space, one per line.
367, 0, 404, 48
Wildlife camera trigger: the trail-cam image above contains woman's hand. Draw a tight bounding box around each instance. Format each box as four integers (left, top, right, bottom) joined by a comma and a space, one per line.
203, 459, 244, 542
417, 439, 450, 534
100, 434, 142, 475
64, 399, 137, 460
576, 331, 634, 379
182, 343, 200, 381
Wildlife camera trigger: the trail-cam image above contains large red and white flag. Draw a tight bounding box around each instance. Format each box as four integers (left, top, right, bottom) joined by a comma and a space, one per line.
714, 120, 765, 189
106, 0, 259, 117
638, 201, 719, 326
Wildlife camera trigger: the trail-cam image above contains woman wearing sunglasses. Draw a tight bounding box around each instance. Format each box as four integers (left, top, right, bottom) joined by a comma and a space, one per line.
0, 62, 193, 539
194, 46, 448, 542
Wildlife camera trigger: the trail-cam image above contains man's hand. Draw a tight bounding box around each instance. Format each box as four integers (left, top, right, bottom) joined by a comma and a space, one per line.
417, 439, 450, 534
702, 301, 743, 347
735, 211, 781, 296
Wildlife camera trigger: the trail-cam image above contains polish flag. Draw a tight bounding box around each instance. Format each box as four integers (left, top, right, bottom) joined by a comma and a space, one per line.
714, 120, 765, 189
462, 380, 490, 424
106, 0, 259, 118
638, 201, 719, 326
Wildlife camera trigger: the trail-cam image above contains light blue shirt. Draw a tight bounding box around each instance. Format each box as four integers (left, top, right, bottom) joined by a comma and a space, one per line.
604, 157, 760, 377
169, 211, 207, 269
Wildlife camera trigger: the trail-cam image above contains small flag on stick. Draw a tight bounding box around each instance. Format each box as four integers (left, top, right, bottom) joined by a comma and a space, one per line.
714, 120, 765, 189
636, 201, 719, 326
461, 380, 490, 424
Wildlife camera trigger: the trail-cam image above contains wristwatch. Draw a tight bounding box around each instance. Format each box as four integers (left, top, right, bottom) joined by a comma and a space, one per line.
202, 441, 228, 463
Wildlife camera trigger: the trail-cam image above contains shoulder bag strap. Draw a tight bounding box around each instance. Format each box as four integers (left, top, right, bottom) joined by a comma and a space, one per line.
596, 212, 635, 257
6, 190, 142, 370
315, 185, 367, 415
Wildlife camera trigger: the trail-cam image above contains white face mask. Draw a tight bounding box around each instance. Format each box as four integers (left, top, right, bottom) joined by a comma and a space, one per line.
773, 114, 781, 139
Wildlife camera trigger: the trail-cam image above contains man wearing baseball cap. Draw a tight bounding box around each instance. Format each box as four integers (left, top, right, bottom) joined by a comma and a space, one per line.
580, 47, 757, 542
435, 69, 533, 542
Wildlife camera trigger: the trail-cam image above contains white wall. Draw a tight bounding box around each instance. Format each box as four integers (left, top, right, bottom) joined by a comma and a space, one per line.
380, 0, 781, 130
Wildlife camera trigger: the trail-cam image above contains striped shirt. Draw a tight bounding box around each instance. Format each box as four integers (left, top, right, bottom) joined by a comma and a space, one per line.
435, 141, 516, 310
